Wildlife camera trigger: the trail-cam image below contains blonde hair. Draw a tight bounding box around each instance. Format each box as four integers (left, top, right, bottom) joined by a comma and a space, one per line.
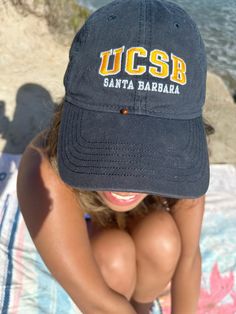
44, 99, 214, 229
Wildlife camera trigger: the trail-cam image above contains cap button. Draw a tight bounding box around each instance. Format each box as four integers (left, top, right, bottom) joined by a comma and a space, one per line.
120, 108, 129, 115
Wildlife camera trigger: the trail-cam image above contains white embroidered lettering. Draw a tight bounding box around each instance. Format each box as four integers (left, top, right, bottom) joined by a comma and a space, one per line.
127, 80, 134, 90
138, 81, 145, 90
158, 83, 163, 93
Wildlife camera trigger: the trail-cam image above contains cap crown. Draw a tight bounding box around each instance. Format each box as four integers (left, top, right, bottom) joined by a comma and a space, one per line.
64, 0, 207, 119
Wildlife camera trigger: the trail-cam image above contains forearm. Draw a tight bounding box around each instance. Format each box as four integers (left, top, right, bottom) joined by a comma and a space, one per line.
33, 232, 137, 314
82, 289, 137, 314
171, 249, 202, 314
32, 234, 137, 314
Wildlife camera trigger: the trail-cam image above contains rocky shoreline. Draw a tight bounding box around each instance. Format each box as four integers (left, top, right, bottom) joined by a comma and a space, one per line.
0, 1, 235, 163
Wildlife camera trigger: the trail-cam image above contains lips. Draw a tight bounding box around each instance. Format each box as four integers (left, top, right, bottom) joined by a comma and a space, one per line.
103, 191, 143, 206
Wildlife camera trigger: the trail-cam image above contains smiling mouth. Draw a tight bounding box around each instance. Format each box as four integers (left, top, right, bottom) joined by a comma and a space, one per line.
102, 191, 143, 206
111, 192, 136, 200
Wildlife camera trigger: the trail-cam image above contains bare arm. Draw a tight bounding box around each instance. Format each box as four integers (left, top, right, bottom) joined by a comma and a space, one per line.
17, 143, 136, 314
169, 196, 205, 314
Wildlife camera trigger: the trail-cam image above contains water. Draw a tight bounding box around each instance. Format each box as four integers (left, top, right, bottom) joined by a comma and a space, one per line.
77, 0, 236, 96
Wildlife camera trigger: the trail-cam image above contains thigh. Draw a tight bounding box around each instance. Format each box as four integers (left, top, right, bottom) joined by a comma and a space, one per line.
85, 219, 137, 299
126, 207, 181, 271
86, 219, 136, 265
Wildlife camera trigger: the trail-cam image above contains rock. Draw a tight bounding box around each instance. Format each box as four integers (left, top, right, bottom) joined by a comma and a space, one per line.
0, 1, 235, 163
204, 72, 236, 163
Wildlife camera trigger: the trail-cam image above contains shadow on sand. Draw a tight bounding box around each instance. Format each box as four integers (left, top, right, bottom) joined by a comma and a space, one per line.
0, 83, 57, 196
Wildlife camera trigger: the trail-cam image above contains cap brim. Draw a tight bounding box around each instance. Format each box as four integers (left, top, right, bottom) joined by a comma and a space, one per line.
57, 102, 209, 199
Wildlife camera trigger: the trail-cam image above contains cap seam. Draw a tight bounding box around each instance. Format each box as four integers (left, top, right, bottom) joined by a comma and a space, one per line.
60, 108, 207, 182
65, 97, 202, 118
62, 106, 205, 172
133, 0, 144, 111
77, 106, 196, 155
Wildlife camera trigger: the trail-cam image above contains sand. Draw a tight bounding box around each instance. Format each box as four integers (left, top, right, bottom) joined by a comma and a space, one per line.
0, 1, 235, 163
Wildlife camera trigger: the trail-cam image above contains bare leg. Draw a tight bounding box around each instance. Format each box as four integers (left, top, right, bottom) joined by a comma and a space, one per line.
87, 221, 137, 300
127, 208, 181, 304
86, 207, 181, 314
87, 222, 152, 314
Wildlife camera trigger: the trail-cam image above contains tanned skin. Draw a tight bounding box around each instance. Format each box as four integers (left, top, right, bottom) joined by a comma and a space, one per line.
17, 131, 205, 314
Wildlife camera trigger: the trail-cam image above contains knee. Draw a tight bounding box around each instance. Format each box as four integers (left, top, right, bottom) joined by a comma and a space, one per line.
132, 211, 181, 274
90, 229, 137, 299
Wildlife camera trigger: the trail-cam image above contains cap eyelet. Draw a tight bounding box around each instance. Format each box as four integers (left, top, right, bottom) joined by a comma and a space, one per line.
108, 15, 117, 21
120, 108, 129, 115
174, 23, 180, 28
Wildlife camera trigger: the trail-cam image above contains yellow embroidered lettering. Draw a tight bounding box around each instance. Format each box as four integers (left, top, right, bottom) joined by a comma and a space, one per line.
125, 47, 147, 75
99, 46, 124, 76
149, 50, 169, 78
99, 47, 187, 89
170, 53, 187, 85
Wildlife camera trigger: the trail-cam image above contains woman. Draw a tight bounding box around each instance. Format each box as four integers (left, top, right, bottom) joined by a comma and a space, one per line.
17, 0, 214, 313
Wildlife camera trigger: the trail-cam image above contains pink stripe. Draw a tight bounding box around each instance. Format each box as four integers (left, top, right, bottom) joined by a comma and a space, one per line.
10, 215, 26, 312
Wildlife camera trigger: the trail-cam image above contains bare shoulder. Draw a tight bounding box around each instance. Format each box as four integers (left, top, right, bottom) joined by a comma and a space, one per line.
17, 130, 61, 191
169, 196, 206, 254
17, 130, 82, 219
170, 196, 205, 213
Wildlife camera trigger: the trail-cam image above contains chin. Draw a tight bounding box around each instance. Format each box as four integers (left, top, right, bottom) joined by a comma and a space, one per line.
105, 202, 139, 212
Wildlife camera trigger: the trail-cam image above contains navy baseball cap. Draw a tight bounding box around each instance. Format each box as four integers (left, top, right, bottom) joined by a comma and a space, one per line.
57, 0, 209, 198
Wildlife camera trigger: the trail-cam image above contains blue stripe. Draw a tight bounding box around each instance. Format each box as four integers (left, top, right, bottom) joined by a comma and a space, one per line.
2, 207, 20, 314
0, 194, 10, 236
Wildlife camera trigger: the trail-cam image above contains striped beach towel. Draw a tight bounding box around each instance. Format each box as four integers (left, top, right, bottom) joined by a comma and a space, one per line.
1, 153, 236, 314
